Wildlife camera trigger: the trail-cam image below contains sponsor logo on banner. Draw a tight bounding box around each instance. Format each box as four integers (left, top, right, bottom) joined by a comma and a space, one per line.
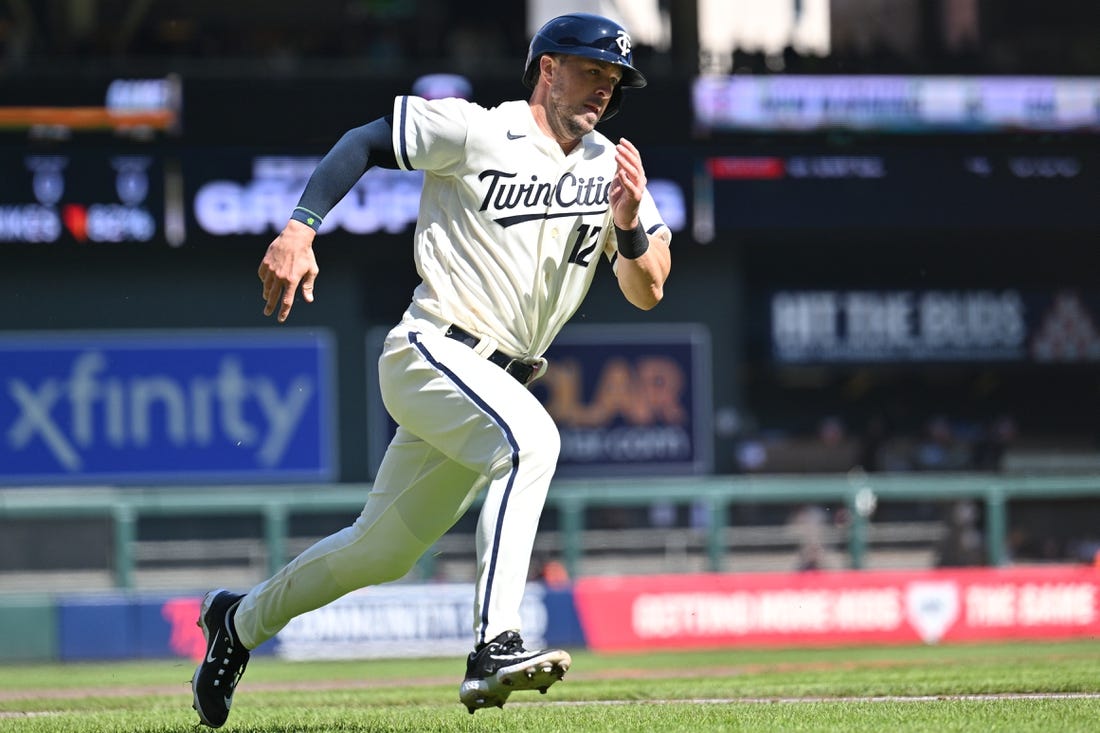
693, 75, 1100, 133
771, 289, 1029, 363
530, 324, 712, 476
1030, 291, 1100, 362
965, 581, 1097, 627
366, 324, 712, 478
273, 583, 548, 660
707, 156, 886, 181
190, 156, 686, 238
573, 566, 1100, 651
905, 581, 960, 644
0, 330, 335, 484
193, 157, 424, 236
630, 587, 901, 639
769, 289, 1100, 364
162, 597, 205, 660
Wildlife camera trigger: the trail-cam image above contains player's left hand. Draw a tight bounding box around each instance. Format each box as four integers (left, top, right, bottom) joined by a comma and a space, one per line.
610, 137, 645, 230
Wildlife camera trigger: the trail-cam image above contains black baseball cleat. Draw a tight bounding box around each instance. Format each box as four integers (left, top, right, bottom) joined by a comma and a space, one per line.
458, 630, 571, 713
191, 589, 250, 728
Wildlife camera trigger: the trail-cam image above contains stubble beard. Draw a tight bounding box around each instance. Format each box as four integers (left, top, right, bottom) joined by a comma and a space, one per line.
548, 88, 597, 142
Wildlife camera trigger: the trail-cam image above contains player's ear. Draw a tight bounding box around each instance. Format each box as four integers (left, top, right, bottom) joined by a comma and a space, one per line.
538, 54, 557, 85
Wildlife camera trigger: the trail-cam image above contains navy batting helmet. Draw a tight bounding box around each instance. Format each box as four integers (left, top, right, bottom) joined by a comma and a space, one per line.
523, 13, 647, 120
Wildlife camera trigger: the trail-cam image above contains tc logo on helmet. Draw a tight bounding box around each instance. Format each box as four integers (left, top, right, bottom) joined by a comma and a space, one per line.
615, 30, 632, 57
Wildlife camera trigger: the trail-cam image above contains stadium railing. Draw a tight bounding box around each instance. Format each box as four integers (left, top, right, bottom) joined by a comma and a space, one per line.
3, 473, 1099, 589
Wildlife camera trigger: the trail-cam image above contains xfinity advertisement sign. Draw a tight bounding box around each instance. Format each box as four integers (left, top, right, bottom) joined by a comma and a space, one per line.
0, 330, 336, 484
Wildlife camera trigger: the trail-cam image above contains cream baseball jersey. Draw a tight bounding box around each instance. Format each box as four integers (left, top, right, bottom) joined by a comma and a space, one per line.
392, 95, 669, 359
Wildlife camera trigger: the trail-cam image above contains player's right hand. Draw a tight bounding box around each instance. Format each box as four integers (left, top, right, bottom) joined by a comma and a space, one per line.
258, 219, 319, 323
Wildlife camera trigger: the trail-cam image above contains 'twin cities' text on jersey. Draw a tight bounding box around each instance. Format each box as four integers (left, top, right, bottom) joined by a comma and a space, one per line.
392, 95, 671, 359
477, 169, 610, 226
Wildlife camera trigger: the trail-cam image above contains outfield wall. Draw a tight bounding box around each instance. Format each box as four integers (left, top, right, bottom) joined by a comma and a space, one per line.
2, 564, 1097, 662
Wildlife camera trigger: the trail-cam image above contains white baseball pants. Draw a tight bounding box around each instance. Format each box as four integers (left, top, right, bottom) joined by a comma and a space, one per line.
233, 306, 560, 650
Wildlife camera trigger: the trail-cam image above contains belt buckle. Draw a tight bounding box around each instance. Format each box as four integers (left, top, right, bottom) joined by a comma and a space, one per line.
446, 324, 535, 385
504, 359, 534, 386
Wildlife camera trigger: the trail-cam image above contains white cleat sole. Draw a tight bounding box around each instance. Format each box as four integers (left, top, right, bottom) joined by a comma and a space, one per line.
460, 650, 572, 713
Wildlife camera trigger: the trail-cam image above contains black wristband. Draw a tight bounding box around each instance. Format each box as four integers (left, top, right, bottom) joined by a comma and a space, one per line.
290, 206, 324, 232
614, 222, 649, 260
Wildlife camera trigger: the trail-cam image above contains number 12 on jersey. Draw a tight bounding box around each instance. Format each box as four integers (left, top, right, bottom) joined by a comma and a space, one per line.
567, 223, 602, 267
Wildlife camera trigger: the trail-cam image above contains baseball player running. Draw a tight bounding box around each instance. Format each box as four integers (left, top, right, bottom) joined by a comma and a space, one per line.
192, 12, 671, 727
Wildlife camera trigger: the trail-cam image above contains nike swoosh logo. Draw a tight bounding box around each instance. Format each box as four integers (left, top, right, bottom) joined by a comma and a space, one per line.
506, 131, 526, 140
206, 629, 221, 663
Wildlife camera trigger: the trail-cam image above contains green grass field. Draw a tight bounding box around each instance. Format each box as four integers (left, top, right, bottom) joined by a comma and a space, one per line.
1, 640, 1099, 732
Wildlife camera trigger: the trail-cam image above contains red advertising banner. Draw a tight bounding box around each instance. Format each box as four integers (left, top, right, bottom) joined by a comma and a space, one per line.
573, 566, 1100, 651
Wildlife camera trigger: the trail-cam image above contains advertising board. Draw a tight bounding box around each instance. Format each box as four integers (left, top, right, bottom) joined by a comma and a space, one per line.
573, 566, 1100, 651
0, 330, 336, 484
367, 324, 712, 478
765, 288, 1100, 364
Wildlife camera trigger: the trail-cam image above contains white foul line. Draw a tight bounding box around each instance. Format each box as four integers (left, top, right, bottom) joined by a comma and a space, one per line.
513, 692, 1100, 707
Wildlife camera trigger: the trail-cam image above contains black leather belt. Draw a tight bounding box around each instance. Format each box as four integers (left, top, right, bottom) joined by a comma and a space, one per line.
444, 325, 537, 386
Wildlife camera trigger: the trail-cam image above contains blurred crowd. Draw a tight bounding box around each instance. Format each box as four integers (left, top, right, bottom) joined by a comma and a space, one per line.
731, 412, 1021, 475
0, 0, 530, 75
1, 0, 1097, 76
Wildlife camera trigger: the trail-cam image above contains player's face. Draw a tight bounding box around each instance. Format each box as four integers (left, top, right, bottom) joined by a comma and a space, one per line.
545, 54, 622, 140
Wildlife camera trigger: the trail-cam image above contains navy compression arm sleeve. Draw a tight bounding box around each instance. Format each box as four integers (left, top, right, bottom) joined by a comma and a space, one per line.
290, 115, 397, 231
